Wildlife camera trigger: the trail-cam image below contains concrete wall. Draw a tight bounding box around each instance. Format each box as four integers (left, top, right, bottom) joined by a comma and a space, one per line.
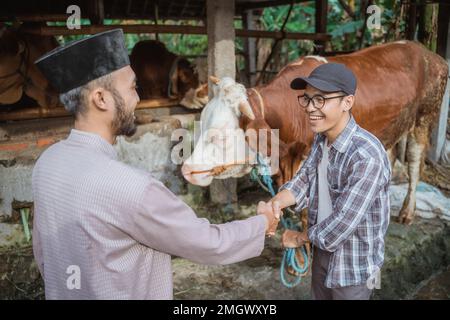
0, 113, 195, 217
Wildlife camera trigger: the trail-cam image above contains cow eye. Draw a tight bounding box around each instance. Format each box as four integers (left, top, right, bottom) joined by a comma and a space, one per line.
210, 135, 226, 145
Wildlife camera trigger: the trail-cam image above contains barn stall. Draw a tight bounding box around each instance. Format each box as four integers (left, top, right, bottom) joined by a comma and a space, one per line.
0, 0, 449, 300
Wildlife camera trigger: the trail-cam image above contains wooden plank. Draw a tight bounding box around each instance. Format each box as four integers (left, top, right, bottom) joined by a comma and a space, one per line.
237, 0, 309, 12
0, 98, 180, 122
19, 24, 331, 41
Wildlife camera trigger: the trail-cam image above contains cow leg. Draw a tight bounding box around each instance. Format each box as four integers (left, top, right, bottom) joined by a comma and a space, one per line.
396, 134, 408, 164
398, 129, 426, 225
386, 147, 397, 171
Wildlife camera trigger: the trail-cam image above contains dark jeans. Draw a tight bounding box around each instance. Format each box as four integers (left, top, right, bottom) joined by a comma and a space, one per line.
311, 246, 373, 300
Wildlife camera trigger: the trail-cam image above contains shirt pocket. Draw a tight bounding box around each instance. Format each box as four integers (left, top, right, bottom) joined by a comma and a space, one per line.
328, 182, 341, 203
327, 164, 341, 190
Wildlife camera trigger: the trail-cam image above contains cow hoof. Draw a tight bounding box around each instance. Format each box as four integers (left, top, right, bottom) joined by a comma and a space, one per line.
397, 209, 414, 225
404, 216, 414, 225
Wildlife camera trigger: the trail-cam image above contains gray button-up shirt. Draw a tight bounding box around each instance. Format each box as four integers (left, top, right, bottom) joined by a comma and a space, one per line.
280, 117, 391, 288
32, 129, 266, 299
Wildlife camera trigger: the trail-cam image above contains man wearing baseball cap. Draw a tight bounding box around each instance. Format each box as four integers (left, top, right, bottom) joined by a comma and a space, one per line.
267, 63, 391, 299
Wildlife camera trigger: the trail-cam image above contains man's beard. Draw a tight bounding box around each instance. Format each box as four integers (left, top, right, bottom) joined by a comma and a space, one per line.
110, 89, 137, 137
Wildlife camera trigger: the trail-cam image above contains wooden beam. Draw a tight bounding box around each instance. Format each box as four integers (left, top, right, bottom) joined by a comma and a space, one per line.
314, 0, 328, 54
89, 0, 105, 25
19, 24, 331, 41
206, 0, 238, 207
406, 0, 418, 40
242, 10, 257, 86
436, 1, 450, 58
0, 14, 68, 22
237, 0, 309, 12
429, 3, 449, 162
0, 98, 180, 122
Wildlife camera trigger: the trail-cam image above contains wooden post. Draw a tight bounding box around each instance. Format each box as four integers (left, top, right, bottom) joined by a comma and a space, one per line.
206, 0, 238, 210
242, 10, 257, 86
314, 0, 328, 55
406, 0, 418, 40
20, 24, 331, 41
418, 1, 438, 51
89, 0, 105, 25
429, 3, 450, 163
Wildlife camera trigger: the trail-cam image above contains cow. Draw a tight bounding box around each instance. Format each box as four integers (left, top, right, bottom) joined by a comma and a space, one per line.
0, 24, 59, 108
130, 40, 208, 109
181, 41, 449, 225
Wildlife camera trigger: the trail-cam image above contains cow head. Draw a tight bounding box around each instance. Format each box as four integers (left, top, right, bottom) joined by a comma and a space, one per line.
182, 76, 288, 186
0, 26, 26, 104
170, 58, 209, 109
0, 24, 59, 107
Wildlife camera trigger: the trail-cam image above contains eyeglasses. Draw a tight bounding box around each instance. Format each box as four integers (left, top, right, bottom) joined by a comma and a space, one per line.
297, 93, 347, 109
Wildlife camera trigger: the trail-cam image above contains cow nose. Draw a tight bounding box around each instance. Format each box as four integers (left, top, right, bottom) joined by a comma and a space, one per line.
181, 163, 195, 183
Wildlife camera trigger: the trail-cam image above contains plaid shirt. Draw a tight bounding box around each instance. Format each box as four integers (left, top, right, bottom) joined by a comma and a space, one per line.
280, 116, 391, 288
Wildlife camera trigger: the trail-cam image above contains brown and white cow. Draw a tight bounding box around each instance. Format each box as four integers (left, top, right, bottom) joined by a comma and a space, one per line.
182, 41, 449, 225
0, 24, 59, 108
130, 40, 208, 109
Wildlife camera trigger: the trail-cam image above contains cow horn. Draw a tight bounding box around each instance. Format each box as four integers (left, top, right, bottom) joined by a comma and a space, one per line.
239, 100, 255, 120
209, 76, 220, 85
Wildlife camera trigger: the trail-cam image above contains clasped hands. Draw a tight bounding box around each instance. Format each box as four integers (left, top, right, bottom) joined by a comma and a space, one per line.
257, 200, 309, 248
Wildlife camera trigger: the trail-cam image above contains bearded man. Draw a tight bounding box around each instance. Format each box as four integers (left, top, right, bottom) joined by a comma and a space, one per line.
32, 29, 279, 300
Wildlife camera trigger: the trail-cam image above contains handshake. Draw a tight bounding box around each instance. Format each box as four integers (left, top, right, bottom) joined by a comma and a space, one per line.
257, 198, 309, 248
257, 200, 282, 237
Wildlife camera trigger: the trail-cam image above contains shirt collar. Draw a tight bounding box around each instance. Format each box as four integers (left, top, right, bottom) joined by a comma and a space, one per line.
67, 129, 118, 160
318, 116, 357, 154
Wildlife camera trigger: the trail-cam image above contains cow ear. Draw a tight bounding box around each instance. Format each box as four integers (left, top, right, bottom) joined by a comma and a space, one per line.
196, 83, 208, 98
209, 76, 220, 85
239, 100, 256, 120
178, 67, 192, 84
17, 40, 25, 54
169, 64, 178, 98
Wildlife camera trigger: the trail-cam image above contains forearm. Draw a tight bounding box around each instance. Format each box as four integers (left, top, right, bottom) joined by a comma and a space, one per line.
270, 189, 296, 210
134, 178, 267, 265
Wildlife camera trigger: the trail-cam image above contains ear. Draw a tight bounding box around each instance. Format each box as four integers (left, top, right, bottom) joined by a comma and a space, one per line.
90, 87, 110, 111
209, 75, 220, 85
169, 63, 179, 98
196, 83, 208, 98
343, 95, 354, 112
239, 100, 255, 120
17, 41, 25, 54
178, 67, 191, 84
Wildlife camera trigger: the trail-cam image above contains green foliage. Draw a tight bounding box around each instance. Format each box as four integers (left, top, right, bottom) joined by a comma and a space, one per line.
49, 1, 400, 72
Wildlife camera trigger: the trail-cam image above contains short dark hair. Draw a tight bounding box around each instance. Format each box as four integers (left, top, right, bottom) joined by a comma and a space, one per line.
59, 74, 113, 118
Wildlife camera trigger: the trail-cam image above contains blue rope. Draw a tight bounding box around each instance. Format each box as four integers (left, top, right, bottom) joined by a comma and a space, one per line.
250, 154, 310, 288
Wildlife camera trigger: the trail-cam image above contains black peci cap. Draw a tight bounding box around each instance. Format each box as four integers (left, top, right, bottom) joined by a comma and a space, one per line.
35, 29, 130, 93
290, 63, 357, 95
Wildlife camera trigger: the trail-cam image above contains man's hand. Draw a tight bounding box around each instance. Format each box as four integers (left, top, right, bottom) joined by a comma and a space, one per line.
257, 200, 281, 237
281, 230, 309, 248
